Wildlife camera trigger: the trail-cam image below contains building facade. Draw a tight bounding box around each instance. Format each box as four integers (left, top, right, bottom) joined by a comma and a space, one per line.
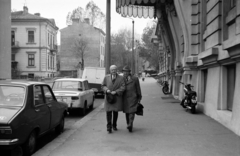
60, 18, 105, 77
11, 6, 58, 78
116, 0, 240, 136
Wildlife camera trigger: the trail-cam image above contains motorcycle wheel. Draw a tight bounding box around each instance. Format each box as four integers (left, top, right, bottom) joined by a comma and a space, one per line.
162, 86, 169, 94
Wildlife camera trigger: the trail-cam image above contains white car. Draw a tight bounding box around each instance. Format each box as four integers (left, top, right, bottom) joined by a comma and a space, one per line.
52, 78, 95, 115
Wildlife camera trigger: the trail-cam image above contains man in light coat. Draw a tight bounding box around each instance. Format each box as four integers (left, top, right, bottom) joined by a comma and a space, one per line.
122, 65, 142, 132
102, 65, 125, 133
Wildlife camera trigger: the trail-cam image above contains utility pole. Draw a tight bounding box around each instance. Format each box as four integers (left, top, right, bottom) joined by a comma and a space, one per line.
105, 0, 111, 74
0, 0, 11, 79
132, 19, 135, 75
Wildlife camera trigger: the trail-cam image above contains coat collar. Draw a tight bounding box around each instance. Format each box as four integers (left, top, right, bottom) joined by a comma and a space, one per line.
125, 75, 134, 85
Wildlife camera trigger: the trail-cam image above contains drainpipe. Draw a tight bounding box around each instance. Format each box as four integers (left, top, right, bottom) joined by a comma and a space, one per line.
39, 21, 41, 74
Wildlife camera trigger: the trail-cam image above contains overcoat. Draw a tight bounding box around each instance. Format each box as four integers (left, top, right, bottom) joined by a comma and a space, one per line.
102, 74, 125, 111
123, 75, 142, 113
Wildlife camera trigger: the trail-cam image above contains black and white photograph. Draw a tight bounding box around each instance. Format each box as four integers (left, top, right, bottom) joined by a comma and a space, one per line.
0, 0, 240, 155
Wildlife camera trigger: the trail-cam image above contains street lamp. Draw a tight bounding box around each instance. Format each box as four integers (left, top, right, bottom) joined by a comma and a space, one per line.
123, 16, 135, 75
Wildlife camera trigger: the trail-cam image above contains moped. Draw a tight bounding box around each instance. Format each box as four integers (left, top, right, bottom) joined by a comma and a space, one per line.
162, 81, 170, 94
179, 82, 197, 114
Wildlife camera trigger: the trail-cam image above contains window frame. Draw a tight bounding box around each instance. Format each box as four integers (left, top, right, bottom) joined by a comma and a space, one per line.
28, 31, 35, 43
28, 53, 35, 66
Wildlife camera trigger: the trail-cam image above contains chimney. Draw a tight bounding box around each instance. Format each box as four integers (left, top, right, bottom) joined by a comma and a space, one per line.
72, 18, 80, 25
84, 18, 90, 25
34, 13, 40, 16
23, 6, 28, 14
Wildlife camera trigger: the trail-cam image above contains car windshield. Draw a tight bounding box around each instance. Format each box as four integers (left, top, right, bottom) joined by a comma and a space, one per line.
52, 81, 82, 91
0, 85, 26, 106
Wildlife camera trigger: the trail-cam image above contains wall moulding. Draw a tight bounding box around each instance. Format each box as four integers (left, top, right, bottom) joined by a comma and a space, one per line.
199, 47, 218, 65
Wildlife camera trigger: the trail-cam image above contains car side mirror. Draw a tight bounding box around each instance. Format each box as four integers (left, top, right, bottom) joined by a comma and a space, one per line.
78, 88, 82, 91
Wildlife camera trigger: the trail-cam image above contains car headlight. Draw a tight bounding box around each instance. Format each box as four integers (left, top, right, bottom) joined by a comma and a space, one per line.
0, 126, 12, 134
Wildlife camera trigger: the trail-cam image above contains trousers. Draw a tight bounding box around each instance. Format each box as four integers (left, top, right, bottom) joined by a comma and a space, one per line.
125, 113, 135, 127
106, 111, 118, 129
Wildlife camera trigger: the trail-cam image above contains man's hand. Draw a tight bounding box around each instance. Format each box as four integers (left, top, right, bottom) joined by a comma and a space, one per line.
111, 91, 116, 95
107, 90, 111, 93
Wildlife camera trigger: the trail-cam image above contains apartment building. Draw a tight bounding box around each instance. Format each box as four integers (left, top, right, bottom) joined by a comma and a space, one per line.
60, 18, 105, 77
11, 6, 58, 78
116, 0, 240, 136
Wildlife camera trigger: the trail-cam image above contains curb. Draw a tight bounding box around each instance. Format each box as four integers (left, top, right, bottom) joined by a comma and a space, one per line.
33, 103, 105, 156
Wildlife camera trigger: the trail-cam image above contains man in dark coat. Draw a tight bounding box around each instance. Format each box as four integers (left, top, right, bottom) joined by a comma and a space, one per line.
122, 66, 142, 132
102, 65, 125, 133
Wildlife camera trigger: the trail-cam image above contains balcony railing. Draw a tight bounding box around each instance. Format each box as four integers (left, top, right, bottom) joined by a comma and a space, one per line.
50, 44, 58, 52
11, 41, 20, 48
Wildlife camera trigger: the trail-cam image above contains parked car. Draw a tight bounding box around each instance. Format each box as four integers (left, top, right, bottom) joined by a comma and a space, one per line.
52, 78, 95, 115
81, 67, 105, 96
0, 80, 68, 156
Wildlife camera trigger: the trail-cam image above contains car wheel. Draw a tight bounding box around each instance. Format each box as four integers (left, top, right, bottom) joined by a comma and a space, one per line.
23, 131, 36, 156
81, 102, 87, 116
89, 97, 95, 110
55, 116, 65, 135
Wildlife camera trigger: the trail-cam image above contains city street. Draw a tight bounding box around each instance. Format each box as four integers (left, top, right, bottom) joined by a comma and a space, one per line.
31, 77, 240, 156
2, 96, 104, 156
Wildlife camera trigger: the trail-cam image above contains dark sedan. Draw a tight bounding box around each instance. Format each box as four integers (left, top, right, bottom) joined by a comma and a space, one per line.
0, 80, 68, 156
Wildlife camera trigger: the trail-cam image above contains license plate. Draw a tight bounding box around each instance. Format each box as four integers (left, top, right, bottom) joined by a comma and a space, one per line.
57, 97, 67, 102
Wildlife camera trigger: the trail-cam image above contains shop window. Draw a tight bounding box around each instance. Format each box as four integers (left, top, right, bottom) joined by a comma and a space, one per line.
202, 69, 208, 102
226, 64, 236, 111
28, 73, 34, 78
230, 0, 236, 8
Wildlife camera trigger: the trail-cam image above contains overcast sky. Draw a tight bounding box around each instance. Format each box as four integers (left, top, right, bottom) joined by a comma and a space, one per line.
11, 0, 153, 43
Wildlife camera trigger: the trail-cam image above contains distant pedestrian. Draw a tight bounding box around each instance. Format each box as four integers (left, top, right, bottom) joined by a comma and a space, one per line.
122, 65, 142, 132
102, 65, 125, 133
141, 72, 146, 81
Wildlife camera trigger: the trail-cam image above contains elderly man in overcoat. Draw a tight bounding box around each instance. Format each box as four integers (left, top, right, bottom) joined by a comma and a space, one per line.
122, 65, 142, 132
102, 65, 125, 133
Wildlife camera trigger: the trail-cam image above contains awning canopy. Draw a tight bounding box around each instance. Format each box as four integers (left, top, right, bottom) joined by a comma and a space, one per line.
116, 0, 157, 18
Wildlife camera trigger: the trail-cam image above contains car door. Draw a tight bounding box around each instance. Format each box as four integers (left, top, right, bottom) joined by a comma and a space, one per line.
33, 85, 51, 134
42, 85, 61, 129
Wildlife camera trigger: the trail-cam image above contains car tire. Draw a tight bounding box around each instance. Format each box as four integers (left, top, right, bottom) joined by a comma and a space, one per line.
89, 97, 95, 110
23, 131, 37, 156
81, 102, 87, 116
55, 116, 65, 135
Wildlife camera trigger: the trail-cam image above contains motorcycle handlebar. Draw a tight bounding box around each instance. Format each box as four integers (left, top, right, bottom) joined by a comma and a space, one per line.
179, 82, 194, 88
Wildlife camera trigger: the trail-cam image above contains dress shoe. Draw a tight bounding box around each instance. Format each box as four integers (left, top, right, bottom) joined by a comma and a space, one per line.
107, 128, 112, 133
127, 125, 132, 132
128, 126, 132, 132
113, 127, 118, 131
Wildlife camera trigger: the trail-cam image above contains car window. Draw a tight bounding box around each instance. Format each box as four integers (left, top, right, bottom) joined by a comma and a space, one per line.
84, 81, 89, 90
0, 85, 25, 106
42, 86, 54, 103
34, 85, 44, 106
52, 81, 83, 90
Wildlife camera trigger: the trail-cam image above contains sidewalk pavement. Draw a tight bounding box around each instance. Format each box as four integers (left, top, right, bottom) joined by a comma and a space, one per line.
34, 77, 240, 156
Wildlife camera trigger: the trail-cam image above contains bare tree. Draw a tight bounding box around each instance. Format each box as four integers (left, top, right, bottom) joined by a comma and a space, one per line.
66, 7, 85, 26
85, 0, 105, 29
66, 1, 105, 30
71, 36, 89, 70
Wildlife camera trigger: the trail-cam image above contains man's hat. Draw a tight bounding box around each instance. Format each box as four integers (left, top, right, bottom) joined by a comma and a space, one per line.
122, 65, 131, 72
106, 93, 117, 104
